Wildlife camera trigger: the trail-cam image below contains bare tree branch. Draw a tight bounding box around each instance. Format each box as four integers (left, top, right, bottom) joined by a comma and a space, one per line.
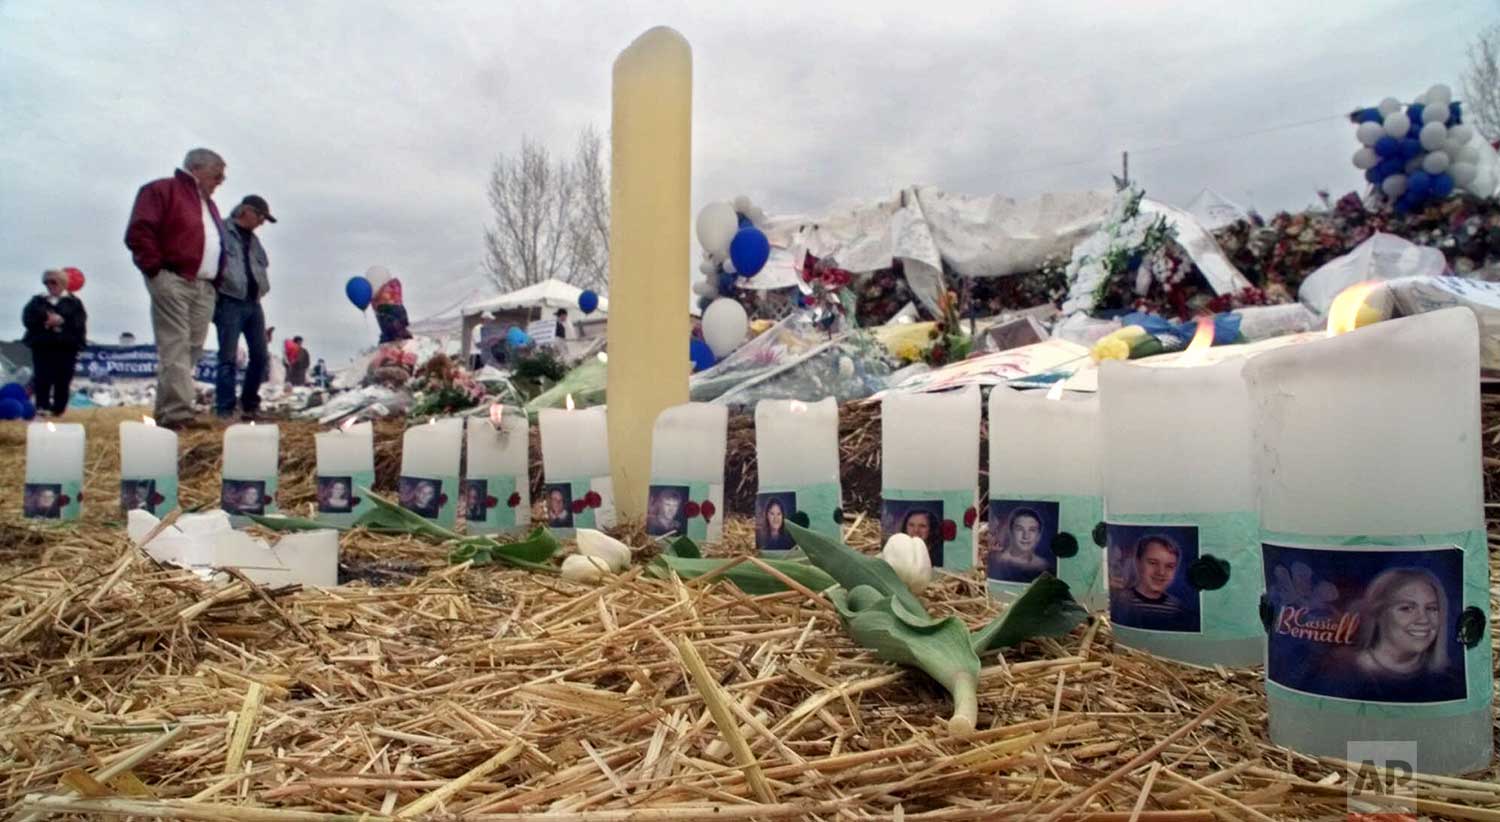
1462, 22, 1500, 141
482, 129, 610, 292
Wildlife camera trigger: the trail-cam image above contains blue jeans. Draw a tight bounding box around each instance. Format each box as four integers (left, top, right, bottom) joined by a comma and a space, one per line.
213, 296, 267, 415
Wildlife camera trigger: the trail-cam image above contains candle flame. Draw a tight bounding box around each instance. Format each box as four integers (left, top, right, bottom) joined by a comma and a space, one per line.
789, 399, 807, 414
489, 404, 505, 428
1176, 317, 1215, 367
143, 415, 156, 427
597, 352, 608, 364
428, 416, 436, 426
1326, 281, 1382, 337
46, 421, 57, 432
340, 418, 357, 433
249, 420, 256, 427
1045, 381, 1066, 401
565, 394, 575, 411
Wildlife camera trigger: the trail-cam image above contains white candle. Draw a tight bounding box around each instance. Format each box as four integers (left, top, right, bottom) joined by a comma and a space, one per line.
755, 397, 842, 548
539, 398, 613, 529
400, 418, 463, 524
987, 386, 1105, 609
1099, 357, 1262, 667
120, 417, 179, 515
881, 386, 981, 570
465, 408, 530, 533
221, 422, 279, 523
1244, 307, 1491, 774
315, 420, 373, 521
24, 421, 84, 521
648, 402, 727, 542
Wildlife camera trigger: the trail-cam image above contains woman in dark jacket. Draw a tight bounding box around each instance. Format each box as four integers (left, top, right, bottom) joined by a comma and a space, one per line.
22, 269, 87, 416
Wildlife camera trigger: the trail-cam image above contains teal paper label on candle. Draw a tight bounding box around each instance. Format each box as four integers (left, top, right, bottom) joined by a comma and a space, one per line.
223, 475, 278, 526
986, 493, 1105, 610
24, 479, 81, 522
398, 474, 457, 528
647, 480, 713, 541
538, 478, 603, 533
757, 482, 842, 553
464, 474, 520, 534
1105, 511, 1262, 643
1259, 528, 1491, 719
317, 470, 374, 528
121, 475, 179, 517
883, 488, 977, 570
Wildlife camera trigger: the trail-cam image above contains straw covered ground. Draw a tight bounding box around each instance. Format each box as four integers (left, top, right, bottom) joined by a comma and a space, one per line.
1, 405, 1499, 821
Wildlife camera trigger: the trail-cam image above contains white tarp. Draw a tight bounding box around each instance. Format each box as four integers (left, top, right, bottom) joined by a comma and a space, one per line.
1183, 188, 1249, 230
1139, 199, 1253, 297
460, 278, 609, 318
1297, 233, 1447, 315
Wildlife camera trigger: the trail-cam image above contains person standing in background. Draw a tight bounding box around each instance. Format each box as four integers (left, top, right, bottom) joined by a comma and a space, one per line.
213, 195, 275, 421
286, 335, 310, 386
124, 148, 226, 430
22, 269, 87, 416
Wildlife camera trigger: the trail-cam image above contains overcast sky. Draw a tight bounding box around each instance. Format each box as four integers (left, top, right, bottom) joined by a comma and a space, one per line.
2, 0, 1494, 364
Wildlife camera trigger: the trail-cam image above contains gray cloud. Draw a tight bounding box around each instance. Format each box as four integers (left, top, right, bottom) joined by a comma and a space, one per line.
2, 0, 1493, 364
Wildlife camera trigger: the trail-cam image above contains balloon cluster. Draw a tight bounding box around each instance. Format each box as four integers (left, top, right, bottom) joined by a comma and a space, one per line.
0, 383, 35, 420
1351, 84, 1487, 212
344, 266, 394, 311
690, 196, 768, 371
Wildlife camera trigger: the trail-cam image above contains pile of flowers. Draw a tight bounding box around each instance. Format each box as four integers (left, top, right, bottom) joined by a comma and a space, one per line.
409, 353, 486, 417
799, 252, 858, 332
365, 344, 418, 388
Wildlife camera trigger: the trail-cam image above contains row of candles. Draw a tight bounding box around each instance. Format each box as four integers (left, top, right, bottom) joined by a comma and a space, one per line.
17, 305, 1491, 772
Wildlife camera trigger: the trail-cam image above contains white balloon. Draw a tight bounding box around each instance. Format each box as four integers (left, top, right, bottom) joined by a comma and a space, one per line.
701, 298, 749, 357
747, 206, 768, 227
1444, 135, 1469, 156
1378, 97, 1402, 115
692, 279, 719, 299
1356, 122, 1384, 146
364, 265, 393, 295
1381, 174, 1407, 197
696, 202, 739, 255
1427, 83, 1452, 105
1451, 162, 1478, 186
1414, 92, 1429, 106
1352, 147, 1379, 169
1382, 112, 1411, 139
1468, 167, 1495, 197
1419, 122, 1448, 151
1459, 144, 1482, 164
1422, 151, 1450, 175
732, 194, 752, 214
698, 259, 717, 276
1449, 124, 1474, 146
1422, 104, 1449, 125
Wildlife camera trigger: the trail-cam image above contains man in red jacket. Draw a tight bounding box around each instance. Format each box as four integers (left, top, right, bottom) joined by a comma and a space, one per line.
124, 148, 227, 429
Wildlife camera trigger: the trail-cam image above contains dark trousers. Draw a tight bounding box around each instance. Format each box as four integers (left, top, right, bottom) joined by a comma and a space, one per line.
213, 296, 267, 415
29, 345, 77, 415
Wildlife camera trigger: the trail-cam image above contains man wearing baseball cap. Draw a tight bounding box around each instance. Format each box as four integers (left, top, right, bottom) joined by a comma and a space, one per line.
212, 194, 277, 420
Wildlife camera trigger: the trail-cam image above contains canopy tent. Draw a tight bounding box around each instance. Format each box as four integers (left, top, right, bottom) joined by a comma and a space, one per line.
1183, 188, 1250, 231
460, 278, 609, 318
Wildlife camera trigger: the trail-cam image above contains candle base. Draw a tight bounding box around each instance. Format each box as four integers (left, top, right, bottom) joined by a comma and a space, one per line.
1112, 628, 1264, 668
1268, 694, 1492, 775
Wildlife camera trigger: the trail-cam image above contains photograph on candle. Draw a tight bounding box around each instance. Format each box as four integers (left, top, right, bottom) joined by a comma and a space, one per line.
1108, 524, 1201, 633
646, 485, 690, 537
756, 492, 797, 552
462, 479, 489, 523
317, 476, 355, 514
23, 483, 63, 519
542, 483, 574, 528
120, 479, 159, 515
1263, 543, 1466, 705
398, 477, 443, 520
985, 500, 1060, 584
882, 500, 944, 567
221, 480, 268, 516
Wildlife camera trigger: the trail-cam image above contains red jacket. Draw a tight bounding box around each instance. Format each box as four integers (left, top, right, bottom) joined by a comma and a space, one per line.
124, 169, 225, 281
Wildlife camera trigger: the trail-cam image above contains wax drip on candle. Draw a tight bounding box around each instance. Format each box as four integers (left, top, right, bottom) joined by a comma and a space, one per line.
1175, 317, 1215, 368
1326, 281, 1381, 337
1045, 381, 1066, 401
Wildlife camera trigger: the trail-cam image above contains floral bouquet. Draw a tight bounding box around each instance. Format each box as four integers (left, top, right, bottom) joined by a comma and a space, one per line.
410, 353, 487, 417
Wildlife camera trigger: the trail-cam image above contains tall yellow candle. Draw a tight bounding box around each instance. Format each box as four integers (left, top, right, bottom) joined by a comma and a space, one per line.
607, 26, 692, 520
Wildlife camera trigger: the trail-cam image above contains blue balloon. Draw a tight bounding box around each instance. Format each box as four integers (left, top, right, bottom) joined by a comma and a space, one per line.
1376, 157, 1403, 178
728, 226, 771, 277
1449, 101, 1462, 124
1374, 136, 1400, 158
20, 400, 35, 420
0, 382, 27, 403
1407, 103, 1424, 124
1364, 167, 1382, 184
717, 271, 738, 297
505, 326, 531, 347
689, 337, 716, 373
578, 289, 600, 314
0, 398, 22, 420
1356, 107, 1383, 123
1408, 170, 1433, 195
1433, 172, 1455, 198
1399, 138, 1422, 159
345, 276, 373, 311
